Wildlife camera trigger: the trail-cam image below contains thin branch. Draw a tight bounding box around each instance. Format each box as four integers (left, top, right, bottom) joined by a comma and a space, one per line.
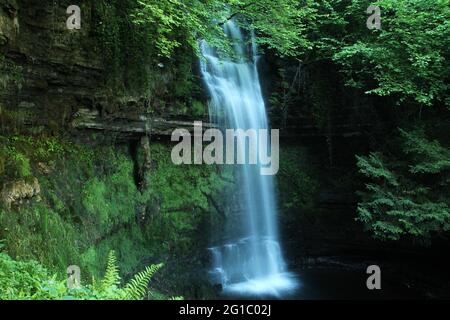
218, 2, 266, 25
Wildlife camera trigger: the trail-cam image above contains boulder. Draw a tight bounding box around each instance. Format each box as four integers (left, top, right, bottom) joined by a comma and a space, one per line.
1, 177, 41, 209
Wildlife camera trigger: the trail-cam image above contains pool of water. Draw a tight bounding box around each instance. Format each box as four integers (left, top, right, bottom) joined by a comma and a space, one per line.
221, 268, 421, 300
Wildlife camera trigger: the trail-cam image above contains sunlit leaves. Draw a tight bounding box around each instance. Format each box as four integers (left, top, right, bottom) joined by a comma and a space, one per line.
333, 0, 450, 107
131, 0, 316, 58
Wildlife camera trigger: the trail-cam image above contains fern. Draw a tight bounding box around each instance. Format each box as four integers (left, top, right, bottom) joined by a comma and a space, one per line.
0, 250, 168, 300
123, 263, 164, 300
100, 251, 121, 290
356, 129, 450, 240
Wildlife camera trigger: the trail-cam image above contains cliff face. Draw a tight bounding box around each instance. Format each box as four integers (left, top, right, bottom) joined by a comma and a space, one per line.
1, 0, 377, 141
1, 0, 104, 129
0, 0, 209, 138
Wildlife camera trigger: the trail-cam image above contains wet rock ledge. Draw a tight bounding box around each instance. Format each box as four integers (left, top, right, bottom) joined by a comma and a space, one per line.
71, 108, 216, 139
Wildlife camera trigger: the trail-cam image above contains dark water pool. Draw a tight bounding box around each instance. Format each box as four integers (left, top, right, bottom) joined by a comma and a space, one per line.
221, 268, 422, 300
291, 269, 420, 300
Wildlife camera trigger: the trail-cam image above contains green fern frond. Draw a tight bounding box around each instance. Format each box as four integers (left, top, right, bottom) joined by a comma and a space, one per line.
101, 251, 121, 290
123, 263, 163, 300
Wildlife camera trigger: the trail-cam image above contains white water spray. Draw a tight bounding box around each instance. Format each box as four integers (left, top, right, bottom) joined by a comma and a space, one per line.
200, 21, 297, 296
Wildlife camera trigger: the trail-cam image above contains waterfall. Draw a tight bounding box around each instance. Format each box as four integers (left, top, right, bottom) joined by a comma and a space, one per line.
200, 21, 297, 296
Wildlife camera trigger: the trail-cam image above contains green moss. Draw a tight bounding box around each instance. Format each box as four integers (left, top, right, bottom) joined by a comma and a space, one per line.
81, 225, 148, 278
81, 154, 138, 234
89, 1, 199, 115
0, 203, 79, 271
191, 100, 206, 117
8, 151, 31, 178
140, 143, 228, 255
0, 135, 226, 288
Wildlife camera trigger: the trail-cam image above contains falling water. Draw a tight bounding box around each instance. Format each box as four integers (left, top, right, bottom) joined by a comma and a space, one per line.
200, 21, 297, 296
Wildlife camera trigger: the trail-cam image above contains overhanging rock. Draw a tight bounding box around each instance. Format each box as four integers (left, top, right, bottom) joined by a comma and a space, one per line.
70, 108, 217, 138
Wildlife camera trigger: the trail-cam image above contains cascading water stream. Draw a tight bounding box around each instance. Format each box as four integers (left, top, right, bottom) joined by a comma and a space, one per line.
200, 21, 297, 296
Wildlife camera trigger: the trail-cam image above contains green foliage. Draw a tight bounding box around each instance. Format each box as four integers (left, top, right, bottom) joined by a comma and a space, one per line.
1, 135, 224, 293
192, 100, 206, 117
401, 129, 450, 174
93, 1, 123, 72
91, 0, 202, 110
0, 139, 31, 180
101, 251, 121, 290
81, 153, 138, 234
0, 250, 165, 300
0, 135, 93, 182
8, 151, 31, 178
131, 0, 232, 57
264, 0, 449, 113
80, 224, 150, 277
356, 129, 450, 241
332, 0, 450, 107
148, 144, 212, 212
0, 203, 80, 272
0, 251, 49, 300
233, 0, 316, 57
142, 144, 227, 254
123, 263, 164, 300
131, 0, 315, 58
92, 0, 150, 91
89, 0, 320, 113
0, 136, 89, 274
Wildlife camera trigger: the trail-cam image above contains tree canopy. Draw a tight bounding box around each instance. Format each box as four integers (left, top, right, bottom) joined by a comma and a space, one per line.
131, 0, 449, 108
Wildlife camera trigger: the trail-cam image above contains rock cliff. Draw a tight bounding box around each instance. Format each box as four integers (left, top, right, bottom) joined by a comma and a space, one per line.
0, 0, 210, 138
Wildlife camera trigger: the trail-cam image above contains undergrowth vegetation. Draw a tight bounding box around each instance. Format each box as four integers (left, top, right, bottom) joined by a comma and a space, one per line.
357, 129, 450, 241
0, 134, 225, 294
0, 248, 167, 300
